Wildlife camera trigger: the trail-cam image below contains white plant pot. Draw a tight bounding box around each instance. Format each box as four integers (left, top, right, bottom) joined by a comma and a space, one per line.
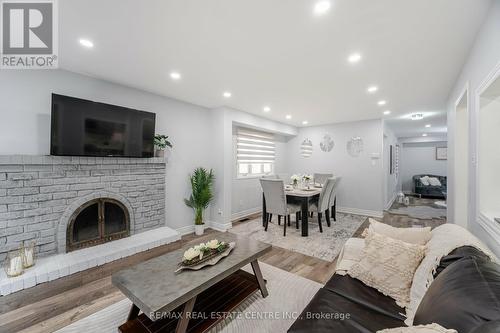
194, 225, 204, 236
155, 149, 165, 158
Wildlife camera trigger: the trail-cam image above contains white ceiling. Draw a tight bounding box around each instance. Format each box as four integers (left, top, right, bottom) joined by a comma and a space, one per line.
59, 0, 491, 127
385, 111, 448, 138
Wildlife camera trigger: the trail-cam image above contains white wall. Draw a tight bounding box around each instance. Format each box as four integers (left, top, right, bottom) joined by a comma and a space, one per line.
0, 70, 216, 232
399, 141, 447, 192
478, 96, 500, 217
209, 107, 297, 227
446, 0, 500, 256
285, 119, 384, 217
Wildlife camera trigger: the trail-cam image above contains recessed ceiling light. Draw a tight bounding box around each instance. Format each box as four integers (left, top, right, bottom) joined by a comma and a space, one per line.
314, 0, 331, 15
285, 115, 292, 120
411, 113, 424, 121
79, 39, 94, 48
263, 106, 271, 112
377, 100, 387, 106
348, 53, 362, 63
223, 91, 232, 98
383, 110, 391, 115
367, 86, 378, 93
170, 72, 181, 80
302, 120, 309, 125
422, 133, 428, 137
425, 124, 431, 128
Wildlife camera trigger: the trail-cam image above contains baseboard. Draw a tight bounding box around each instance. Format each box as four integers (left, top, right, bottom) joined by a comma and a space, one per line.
337, 206, 383, 219
231, 207, 260, 221
384, 193, 397, 211
175, 225, 195, 236
175, 220, 232, 235
478, 213, 500, 247
207, 220, 232, 232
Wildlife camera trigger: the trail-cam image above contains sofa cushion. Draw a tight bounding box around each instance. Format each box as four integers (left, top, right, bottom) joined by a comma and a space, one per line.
427, 177, 442, 186
365, 219, 431, 245
405, 224, 497, 326
414, 256, 500, 333
420, 176, 430, 186
288, 281, 405, 333
348, 230, 426, 307
324, 274, 405, 321
434, 246, 490, 277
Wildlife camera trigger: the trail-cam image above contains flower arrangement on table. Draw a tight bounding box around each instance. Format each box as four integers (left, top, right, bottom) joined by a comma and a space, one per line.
302, 174, 312, 187
181, 239, 229, 266
291, 174, 301, 187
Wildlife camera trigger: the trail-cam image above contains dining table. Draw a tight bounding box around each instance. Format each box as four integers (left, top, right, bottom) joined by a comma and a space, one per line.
262, 186, 322, 237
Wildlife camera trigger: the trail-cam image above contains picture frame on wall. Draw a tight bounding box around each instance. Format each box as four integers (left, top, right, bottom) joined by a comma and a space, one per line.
436, 147, 448, 160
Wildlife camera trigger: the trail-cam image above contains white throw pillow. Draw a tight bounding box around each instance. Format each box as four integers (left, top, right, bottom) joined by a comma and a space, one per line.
364, 219, 431, 245
377, 323, 457, 333
348, 230, 426, 307
427, 177, 442, 186
420, 176, 430, 186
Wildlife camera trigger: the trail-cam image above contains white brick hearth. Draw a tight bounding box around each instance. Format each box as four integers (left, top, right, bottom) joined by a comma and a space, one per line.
0, 226, 180, 296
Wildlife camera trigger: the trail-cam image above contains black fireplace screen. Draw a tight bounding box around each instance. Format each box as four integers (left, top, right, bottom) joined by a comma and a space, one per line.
67, 198, 129, 252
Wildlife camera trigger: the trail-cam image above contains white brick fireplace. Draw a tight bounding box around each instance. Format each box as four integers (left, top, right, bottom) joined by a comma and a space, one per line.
0, 155, 181, 295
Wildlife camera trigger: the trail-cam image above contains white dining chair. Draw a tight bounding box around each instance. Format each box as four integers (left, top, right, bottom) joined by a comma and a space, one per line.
328, 177, 340, 222
313, 173, 333, 185
308, 177, 336, 232
259, 179, 301, 236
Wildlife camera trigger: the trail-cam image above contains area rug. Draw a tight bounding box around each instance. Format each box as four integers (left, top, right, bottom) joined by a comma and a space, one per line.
389, 205, 447, 220
55, 263, 322, 333
230, 213, 366, 261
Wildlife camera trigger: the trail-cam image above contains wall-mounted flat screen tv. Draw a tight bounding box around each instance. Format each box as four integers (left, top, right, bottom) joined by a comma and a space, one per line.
50, 94, 155, 158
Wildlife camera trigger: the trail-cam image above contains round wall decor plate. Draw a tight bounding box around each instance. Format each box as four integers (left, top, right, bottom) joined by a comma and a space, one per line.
320, 134, 334, 152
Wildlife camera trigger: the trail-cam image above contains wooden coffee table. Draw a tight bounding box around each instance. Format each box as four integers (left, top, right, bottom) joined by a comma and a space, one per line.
112, 233, 272, 333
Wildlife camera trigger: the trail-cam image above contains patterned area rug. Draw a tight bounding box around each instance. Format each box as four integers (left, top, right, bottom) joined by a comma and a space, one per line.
56, 263, 322, 333
231, 213, 367, 261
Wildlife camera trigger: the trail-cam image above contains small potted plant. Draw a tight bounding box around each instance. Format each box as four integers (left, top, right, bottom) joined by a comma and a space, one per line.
184, 168, 215, 236
291, 174, 300, 188
154, 134, 172, 157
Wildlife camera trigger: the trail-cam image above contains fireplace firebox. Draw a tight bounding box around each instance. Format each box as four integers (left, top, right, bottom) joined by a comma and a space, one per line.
66, 198, 130, 252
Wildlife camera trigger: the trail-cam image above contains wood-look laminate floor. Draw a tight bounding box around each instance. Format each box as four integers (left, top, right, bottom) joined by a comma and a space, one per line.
0, 199, 446, 333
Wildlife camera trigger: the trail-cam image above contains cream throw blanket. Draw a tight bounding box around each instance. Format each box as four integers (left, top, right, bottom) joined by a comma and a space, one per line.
404, 224, 498, 325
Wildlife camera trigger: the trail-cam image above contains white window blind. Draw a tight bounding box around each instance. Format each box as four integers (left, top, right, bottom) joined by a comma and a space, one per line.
236, 128, 275, 176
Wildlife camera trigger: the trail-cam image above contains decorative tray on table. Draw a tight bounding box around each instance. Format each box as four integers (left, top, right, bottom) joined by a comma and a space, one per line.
175, 240, 236, 273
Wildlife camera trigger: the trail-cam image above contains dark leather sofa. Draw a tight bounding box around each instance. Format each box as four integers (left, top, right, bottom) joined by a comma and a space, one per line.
288, 246, 500, 333
413, 174, 447, 198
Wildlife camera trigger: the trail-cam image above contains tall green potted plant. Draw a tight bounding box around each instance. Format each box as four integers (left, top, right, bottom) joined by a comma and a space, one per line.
154, 134, 172, 157
184, 168, 215, 235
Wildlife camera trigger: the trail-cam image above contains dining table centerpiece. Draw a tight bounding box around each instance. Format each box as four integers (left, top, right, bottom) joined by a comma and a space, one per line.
175, 239, 236, 272
302, 174, 312, 188
291, 174, 300, 188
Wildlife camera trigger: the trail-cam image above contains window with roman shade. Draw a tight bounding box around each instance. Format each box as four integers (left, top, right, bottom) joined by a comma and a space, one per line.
236, 128, 275, 177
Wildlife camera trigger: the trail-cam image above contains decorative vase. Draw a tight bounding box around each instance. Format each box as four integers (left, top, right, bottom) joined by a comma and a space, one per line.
155, 149, 165, 158
21, 241, 36, 268
404, 196, 410, 206
4, 250, 24, 277
194, 224, 204, 236
292, 180, 298, 189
